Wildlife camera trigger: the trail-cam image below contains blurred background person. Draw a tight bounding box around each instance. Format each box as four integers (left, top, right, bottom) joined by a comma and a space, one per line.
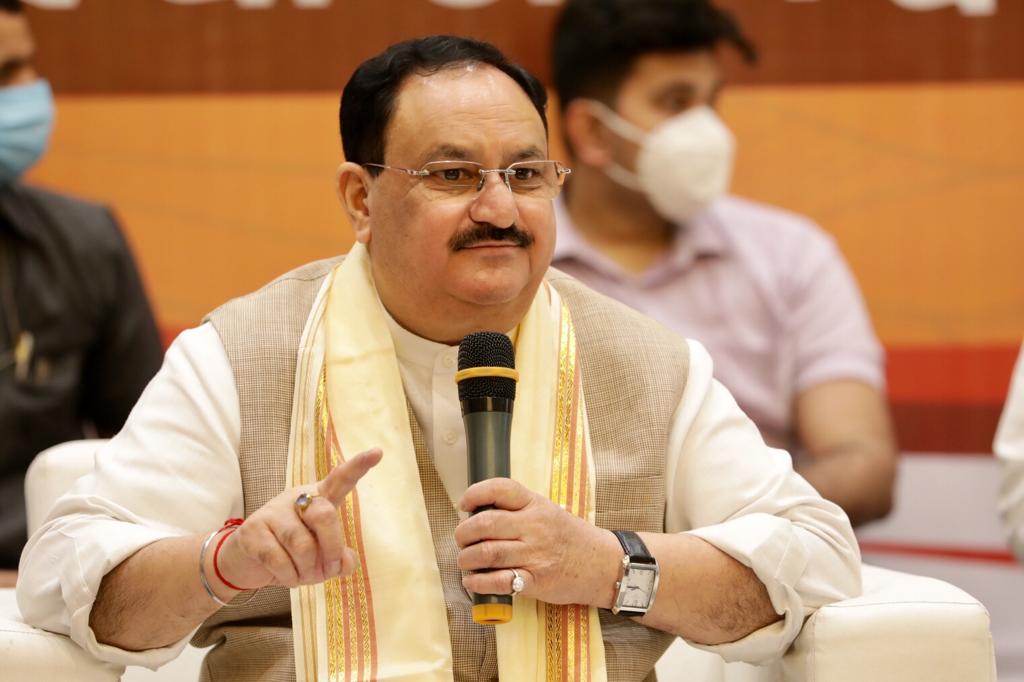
996, 341, 1024, 563
0, 0, 162, 580
550, 0, 897, 526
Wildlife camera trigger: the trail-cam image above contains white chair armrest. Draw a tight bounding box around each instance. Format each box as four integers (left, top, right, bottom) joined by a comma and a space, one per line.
783, 564, 996, 682
0, 589, 123, 682
25, 439, 108, 536
655, 564, 994, 681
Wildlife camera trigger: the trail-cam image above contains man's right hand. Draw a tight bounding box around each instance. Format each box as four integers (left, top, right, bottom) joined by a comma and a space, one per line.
212, 448, 383, 595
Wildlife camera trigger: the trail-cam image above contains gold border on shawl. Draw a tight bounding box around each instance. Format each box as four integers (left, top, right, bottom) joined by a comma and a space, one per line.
295, 361, 326, 682
545, 300, 597, 682
568, 327, 584, 520
578, 602, 590, 681
575, 405, 591, 680
316, 367, 347, 680
574, 424, 592, 682
343, 495, 360, 680
339, 489, 379, 681
347, 486, 376, 680
545, 602, 563, 682
566, 603, 578, 682
298, 585, 317, 682
319, 368, 380, 681
551, 303, 574, 509
319, 369, 354, 680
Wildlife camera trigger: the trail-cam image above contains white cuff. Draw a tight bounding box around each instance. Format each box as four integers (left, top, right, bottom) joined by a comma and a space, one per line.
60, 520, 195, 669
684, 514, 809, 663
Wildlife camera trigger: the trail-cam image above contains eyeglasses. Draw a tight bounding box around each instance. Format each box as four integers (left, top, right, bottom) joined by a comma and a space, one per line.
363, 160, 572, 199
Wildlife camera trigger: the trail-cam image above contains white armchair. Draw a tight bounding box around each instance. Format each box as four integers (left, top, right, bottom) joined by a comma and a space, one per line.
7, 440, 207, 682
3, 440, 997, 681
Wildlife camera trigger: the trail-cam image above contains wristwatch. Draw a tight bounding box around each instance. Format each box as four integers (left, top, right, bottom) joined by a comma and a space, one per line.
611, 530, 659, 617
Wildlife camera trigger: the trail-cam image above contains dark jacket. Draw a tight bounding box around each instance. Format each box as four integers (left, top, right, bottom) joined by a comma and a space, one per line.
0, 182, 162, 567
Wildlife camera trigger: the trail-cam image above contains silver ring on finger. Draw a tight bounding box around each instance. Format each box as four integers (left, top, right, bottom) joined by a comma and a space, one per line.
510, 568, 525, 596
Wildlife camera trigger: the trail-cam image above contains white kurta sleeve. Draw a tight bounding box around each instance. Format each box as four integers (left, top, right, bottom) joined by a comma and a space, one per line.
995, 342, 1024, 563
664, 340, 861, 663
16, 323, 243, 669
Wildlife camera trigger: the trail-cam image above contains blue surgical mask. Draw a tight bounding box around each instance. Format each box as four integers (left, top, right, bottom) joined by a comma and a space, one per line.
0, 79, 55, 186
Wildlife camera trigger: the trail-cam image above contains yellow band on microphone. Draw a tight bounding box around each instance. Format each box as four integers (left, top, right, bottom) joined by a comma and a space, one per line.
473, 602, 513, 625
454, 366, 520, 384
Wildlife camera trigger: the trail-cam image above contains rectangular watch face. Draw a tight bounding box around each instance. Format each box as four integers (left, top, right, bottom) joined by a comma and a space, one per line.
622, 565, 657, 609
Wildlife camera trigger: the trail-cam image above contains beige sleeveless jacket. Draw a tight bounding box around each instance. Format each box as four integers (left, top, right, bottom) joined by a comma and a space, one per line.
195, 258, 689, 681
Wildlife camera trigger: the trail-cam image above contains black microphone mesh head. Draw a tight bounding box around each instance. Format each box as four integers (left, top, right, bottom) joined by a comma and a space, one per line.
458, 331, 517, 401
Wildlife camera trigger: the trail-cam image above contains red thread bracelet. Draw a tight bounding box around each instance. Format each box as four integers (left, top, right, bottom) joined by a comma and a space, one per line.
213, 519, 252, 592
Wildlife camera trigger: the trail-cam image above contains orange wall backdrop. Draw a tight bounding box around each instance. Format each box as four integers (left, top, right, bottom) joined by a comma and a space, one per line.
20, 0, 1024, 452
29, 84, 1024, 344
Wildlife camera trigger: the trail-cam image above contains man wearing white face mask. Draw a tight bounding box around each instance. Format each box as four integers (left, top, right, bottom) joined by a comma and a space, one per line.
0, 0, 162, 579
551, 0, 897, 526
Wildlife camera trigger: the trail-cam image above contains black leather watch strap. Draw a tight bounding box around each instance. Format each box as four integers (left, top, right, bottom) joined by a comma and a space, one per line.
612, 530, 655, 564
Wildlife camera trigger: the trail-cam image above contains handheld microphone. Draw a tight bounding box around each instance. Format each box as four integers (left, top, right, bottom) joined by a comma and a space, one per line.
456, 331, 519, 625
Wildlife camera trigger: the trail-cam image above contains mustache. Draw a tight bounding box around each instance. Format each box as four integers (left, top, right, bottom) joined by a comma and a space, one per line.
448, 223, 534, 251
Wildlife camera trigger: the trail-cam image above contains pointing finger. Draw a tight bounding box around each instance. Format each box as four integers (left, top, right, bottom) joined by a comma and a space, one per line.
318, 448, 383, 507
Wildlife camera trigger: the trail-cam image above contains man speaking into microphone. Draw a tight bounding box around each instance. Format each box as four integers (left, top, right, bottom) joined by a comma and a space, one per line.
19, 36, 859, 681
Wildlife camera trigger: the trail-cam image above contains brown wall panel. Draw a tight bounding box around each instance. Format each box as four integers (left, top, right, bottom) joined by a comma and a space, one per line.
23, 0, 1024, 94
715, 0, 1024, 84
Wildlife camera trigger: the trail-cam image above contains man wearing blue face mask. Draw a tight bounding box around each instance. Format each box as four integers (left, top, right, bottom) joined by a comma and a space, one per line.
551, 0, 897, 526
0, 0, 162, 578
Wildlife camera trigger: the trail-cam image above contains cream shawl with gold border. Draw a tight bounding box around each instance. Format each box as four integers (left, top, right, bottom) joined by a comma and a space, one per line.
286, 244, 607, 681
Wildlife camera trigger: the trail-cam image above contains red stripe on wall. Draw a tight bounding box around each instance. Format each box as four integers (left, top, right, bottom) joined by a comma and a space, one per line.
892, 403, 1002, 455
860, 540, 1018, 565
886, 345, 1019, 405
885, 345, 1017, 454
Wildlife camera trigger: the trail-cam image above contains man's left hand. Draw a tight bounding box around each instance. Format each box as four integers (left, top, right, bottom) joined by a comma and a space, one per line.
455, 478, 619, 608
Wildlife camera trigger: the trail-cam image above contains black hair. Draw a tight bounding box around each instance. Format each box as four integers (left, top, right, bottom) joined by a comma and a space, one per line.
552, 0, 757, 107
0, 0, 23, 13
340, 35, 548, 170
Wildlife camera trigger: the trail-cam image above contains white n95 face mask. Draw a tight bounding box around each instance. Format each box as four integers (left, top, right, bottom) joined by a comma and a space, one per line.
0, 80, 55, 186
589, 101, 735, 224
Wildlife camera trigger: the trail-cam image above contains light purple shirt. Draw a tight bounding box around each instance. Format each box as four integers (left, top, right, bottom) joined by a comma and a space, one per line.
553, 195, 884, 447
